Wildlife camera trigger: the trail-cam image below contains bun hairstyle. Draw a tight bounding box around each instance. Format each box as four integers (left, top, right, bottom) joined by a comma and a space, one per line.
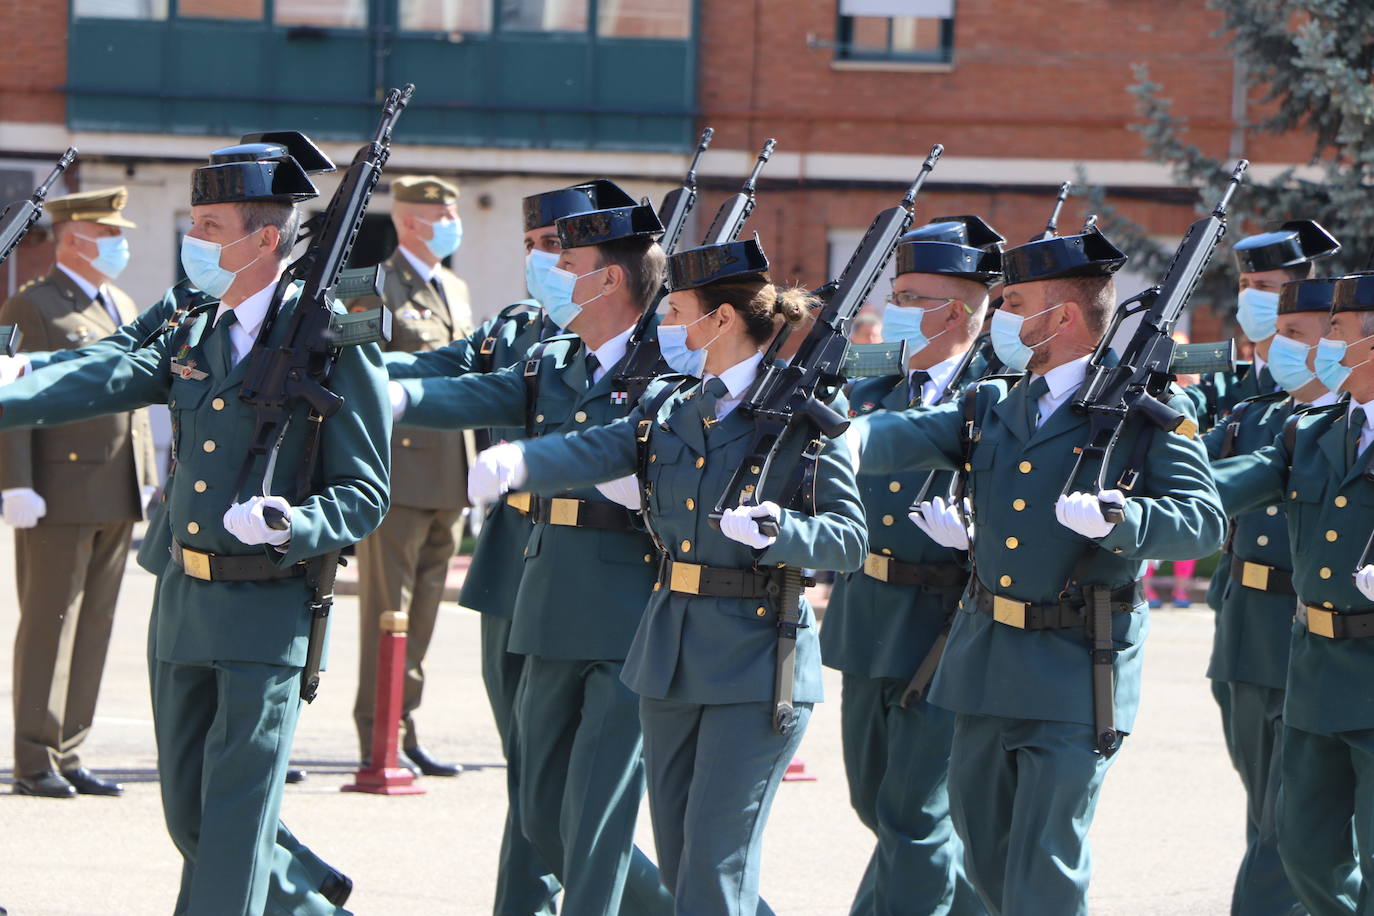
695, 274, 818, 345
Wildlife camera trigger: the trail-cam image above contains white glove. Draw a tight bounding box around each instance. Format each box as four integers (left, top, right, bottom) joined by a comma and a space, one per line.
2, 487, 46, 528
595, 475, 642, 511
469, 442, 528, 505
140, 485, 159, 514
720, 501, 780, 550
909, 496, 972, 550
0, 355, 30, 386
1055, 489, 1123, 540
223, 495, 293, 547
1356, 565, 1374, 602
388, 381, 409, 423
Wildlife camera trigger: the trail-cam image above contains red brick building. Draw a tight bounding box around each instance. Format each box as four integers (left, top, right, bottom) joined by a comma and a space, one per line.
0, 0, 1313, 340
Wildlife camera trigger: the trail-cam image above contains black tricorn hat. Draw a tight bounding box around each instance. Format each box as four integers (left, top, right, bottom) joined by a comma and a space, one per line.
1331, 271, 1374, 314
523, 179, 636, 232
1002, 226, 1127, 286
895, 215, 1004, 285
191, 131, 333, 205
1279, 276, 1342, 315
666, 237, 769, 292
557, 197, 664, 249
1233, 220, 1340, 274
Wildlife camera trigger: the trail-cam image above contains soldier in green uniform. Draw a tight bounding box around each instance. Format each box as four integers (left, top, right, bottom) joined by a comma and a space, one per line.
852, 225, 1226, 914
1212, 271, 1374, 914
350, 174, 474, 777
467, 237, 867, 914
1, 187, 158, 799
1204, 276, 1339, 916
392, 183, 674, 914
0, 135, 388, 914
823, 216, 1002, 916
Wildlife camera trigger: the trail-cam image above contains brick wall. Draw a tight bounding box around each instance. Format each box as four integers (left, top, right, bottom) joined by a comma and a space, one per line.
0, 0, 67, 123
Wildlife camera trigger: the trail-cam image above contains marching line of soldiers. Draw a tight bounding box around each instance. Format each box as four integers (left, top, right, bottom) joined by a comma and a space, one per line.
6, 122, 1374, 916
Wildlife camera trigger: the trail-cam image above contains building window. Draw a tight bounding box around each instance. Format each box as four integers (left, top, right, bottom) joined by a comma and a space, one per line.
598, 0, 690, 39
836, 0, 953, 64
73, 0, 168, 17
177, 0, 265, 20
276, 0, 369, 28
399, 0, 492, 32
498, 0, 588, 32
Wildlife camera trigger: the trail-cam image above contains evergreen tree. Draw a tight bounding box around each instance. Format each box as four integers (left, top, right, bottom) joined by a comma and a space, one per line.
1082, 0, 1374, 314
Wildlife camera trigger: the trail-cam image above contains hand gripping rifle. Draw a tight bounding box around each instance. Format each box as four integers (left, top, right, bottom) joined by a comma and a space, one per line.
1062, 159, 1247, 756
612, 134, 778, 406
0, 148, 78, 356
232, 84, 413, 702
710, 143, 944, 735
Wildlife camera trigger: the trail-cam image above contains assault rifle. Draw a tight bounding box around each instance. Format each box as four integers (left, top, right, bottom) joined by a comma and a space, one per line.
710, 143, 944, 735
233, 84, 413, 702
612, 135, 777, 405
1035, 181, 1071, 241
1063, 158, 1248, 756
0, 148, 78, 357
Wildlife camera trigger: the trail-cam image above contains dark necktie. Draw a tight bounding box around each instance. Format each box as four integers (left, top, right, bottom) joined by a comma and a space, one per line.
909, 370, 931, 407
698, 377, 729, 433
1349, 407, 1367, 468
1026, 376, 1051, 429
213, 309, 238, 374
429, 276, 448, 311
584, 352, 600, 387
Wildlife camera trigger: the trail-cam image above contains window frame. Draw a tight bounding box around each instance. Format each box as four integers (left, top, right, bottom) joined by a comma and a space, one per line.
834, 10, 954, 64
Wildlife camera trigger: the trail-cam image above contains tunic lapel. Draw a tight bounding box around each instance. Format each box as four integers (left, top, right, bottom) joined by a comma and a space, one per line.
992, 375, 1035, 445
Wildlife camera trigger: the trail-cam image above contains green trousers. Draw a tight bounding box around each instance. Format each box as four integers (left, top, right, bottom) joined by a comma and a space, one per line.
147, 599, 347, 916
481, 615, 560, 915
948, 714, 1115, 916
841, 675, 983, 916
640, 697, 806, 915
1277, 724, 1374, 915
1225, 682, 1303, 916
515, 656, 673, 916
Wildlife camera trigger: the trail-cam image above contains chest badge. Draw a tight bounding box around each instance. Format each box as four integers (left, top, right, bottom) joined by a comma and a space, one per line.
170, 358, 209, 381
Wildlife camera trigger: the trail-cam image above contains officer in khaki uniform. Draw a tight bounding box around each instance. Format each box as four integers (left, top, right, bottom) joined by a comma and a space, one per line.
351, 175, 474, 776
1, 187, 158, 798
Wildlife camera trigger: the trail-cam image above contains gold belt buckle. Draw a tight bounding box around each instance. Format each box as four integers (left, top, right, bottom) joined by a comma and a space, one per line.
863, 554, 890, 582
670, 562, 703, 595
505, 492, 532, 514
1306, 605, 1337, 639
993, 594, 1028, 629
1241, 561, 1271, 591
181, 546, 213, 581
549, 497, 580, 526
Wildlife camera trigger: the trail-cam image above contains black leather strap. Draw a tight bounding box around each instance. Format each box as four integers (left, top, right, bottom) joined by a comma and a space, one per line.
1229, 555, 1296, 595
862, 554, 966, 589
171, 541, 306, 582
1298, 604, 1374, 639
531, 496, 635, 532
663, 561, 812, 599
970, 577, 1142, 630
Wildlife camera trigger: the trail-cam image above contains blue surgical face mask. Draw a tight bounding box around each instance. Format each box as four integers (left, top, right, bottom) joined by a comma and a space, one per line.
541, 265, 607, 330
179, 231, 261, 300
1266, 332, 1317, 393
658, 311, 722, 378
1315, 334, 1374, 393
990, 302, 1062, 372
1236, 287, 1280, 342
420, 217, 463, 259
525, 249, 560, 305
881, 302, 951, 355
76, 233, 130, 279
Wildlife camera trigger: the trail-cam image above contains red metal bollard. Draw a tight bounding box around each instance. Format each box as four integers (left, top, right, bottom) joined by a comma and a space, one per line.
343, 610, 425, 796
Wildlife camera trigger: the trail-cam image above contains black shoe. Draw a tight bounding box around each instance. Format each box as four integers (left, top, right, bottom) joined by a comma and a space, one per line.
13, 771, 77, 798
62, 767, 124, 796
359, 754, 418, 776
319, 870, 353, 907
285, 768, 307, 784
402, 745, 462, 777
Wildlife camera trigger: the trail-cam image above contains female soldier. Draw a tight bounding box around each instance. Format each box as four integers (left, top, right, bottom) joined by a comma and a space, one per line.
469, 237, 867, 914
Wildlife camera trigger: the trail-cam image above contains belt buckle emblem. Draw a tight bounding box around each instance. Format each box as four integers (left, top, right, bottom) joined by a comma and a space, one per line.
993, 595, 1028, 629
1241, 561, 1271, 591
670, 562, 702, 595
182, 548, 213, 581
1306, 606, 1337, 639
549, 497, 579, 527
863, 554, 890, 582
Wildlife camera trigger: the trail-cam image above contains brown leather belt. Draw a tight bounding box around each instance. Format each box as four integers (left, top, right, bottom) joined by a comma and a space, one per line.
1230, 556, 1295, 595
1298, 604, 1374, 639
862, 553, 966, 589
171, 541, 306, 583
505, 493, 634, 532
970, 577, 1142, 630
661, 560, 811, 599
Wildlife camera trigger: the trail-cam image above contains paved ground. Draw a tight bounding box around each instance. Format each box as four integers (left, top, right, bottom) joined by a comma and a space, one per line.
0, 523, 1246, 914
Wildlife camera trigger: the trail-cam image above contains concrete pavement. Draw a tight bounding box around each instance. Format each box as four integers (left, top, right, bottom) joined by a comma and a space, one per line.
0, 524, 1246, 914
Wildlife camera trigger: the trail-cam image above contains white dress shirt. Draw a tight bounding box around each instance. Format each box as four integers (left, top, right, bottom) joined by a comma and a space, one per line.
398, 245, 439, 284
57, 263, 119, 325
704, 351, 765, 419
587, 324, 634, 384
212, 281, 276, 368
1032, 354, 1092, 428
910, 352, 965, 406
